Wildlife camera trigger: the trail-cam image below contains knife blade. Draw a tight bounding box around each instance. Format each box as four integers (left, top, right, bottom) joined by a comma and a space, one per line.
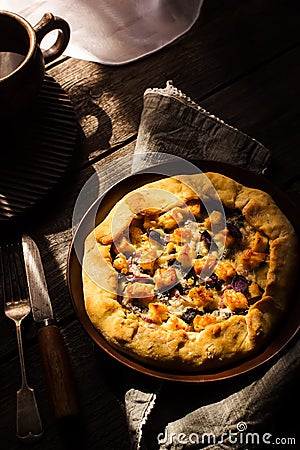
22, 234, 79, 421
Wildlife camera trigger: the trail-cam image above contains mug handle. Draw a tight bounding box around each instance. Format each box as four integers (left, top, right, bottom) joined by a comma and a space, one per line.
34, 13, 70, 64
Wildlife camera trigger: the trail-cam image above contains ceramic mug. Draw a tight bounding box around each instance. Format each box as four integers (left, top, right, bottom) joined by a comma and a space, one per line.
0, 10, 70, 116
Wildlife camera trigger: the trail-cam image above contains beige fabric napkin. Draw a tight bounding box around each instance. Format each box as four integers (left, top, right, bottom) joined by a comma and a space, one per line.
135, 81, 270, 174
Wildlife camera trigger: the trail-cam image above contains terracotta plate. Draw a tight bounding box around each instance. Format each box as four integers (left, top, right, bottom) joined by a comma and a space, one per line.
67, 160, 300, 382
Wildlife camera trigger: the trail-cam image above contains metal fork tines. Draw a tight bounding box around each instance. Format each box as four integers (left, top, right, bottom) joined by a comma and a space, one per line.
0, 241, 43, 442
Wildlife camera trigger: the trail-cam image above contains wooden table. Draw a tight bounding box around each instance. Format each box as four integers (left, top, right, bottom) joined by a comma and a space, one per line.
1, 1, 299, 449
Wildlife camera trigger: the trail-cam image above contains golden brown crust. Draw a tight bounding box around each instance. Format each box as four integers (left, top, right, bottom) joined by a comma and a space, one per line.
82, 172, 299, 371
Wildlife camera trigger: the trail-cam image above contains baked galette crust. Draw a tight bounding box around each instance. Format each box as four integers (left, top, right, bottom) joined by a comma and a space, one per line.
82, 173, 298, 371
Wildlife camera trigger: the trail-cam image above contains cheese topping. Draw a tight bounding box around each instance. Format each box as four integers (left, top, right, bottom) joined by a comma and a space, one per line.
111, 201, 269, 333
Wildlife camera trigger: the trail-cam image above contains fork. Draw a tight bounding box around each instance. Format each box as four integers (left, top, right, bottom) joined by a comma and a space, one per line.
0, 241, 43, 442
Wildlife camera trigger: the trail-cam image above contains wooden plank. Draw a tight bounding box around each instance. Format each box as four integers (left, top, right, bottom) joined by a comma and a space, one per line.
47, 0, 300, 160
198, 46, 300, 186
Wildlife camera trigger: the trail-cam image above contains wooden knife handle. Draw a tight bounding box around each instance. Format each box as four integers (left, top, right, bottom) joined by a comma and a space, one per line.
38, 325, 79, 420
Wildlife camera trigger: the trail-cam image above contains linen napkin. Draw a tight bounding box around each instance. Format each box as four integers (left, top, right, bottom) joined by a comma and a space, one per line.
124, 82, 299, 450
135, 81, 270, 174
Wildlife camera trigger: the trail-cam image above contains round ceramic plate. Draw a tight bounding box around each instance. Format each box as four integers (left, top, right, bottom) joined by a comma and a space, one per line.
67, 160, 300, 382
0, 74, 78, 224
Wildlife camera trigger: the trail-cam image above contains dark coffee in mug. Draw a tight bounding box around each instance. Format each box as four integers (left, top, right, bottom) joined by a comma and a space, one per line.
0, 51, 25, 78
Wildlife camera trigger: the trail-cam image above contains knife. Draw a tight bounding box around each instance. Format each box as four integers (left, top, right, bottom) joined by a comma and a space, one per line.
22, 234, 79, 421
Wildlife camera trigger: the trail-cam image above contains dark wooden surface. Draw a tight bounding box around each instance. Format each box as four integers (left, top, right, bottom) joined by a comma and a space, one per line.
1, 1, 299, 449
